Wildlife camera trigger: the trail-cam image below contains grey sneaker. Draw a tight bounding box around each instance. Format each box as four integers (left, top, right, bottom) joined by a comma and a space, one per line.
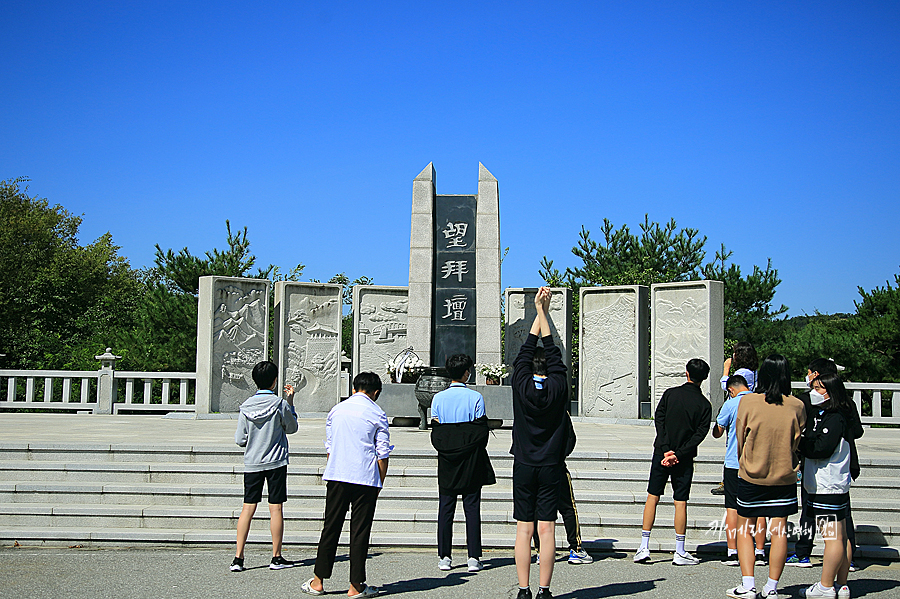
633, 547, 651, 563
673, 551, 700, 565
438, 556, 452, 571
568, 548, 594, 564
467, 557, 483, 572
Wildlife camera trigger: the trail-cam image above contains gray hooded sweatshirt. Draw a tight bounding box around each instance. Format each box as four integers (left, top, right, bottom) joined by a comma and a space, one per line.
235, 390, 299, 472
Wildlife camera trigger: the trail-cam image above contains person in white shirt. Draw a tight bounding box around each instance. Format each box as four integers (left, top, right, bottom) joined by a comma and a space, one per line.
301, 372, 392, 598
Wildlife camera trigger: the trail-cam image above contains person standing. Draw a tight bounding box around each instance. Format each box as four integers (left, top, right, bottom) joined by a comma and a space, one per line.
301, 372, 392, 598
511, 287, 569, 599
725, 354, 806, 599
633, 358, 712, 566
430, 353, 496, 573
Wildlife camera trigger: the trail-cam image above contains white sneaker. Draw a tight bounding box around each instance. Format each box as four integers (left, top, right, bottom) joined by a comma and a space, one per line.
438, 556, 452, 571
837, 585, 850, 599
633, 547, 651, 563
721, 557, 740, 566
467, 557, 483, 572
800, 583, 836, 598
673, 551, 700, 565
725, 586, 757, 599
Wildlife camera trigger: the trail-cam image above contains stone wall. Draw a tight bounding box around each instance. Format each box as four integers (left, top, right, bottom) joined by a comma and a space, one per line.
273, 282, 342, 413
579, 286, 649, 418
352, 285, 409, 384
196, 276, 270, 413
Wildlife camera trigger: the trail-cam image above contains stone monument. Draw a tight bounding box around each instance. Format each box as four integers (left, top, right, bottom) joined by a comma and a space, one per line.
504, 287, 573, 402
579, 286, 649, 418
406, 163, 502, 382
273, 282, 342, 413
651, 280, 724, 415
196, 276, 270, 413
351, 285, 409, 384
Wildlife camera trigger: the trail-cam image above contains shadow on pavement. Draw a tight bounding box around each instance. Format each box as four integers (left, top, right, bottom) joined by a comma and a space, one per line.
554, 578, 664, 598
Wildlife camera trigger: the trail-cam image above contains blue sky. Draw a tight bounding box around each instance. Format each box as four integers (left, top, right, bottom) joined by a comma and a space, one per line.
3, 1, 898, 316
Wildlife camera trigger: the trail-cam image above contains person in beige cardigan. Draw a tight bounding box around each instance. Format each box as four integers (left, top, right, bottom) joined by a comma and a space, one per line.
726, 354, 806, 599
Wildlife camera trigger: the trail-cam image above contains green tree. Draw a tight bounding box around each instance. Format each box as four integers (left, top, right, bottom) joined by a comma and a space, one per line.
313, 273, 374, 358
0, 178, 142, 369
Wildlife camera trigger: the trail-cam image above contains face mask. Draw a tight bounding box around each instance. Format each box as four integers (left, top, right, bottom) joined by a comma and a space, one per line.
809, 389, 827, 405
805, 373, 813, 385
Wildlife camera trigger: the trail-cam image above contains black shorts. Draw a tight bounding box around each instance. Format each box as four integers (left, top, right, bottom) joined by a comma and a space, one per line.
513, 462, 561, 522
647, 452, 694, 501
243, 465, 288, 504
723, 467, 739, 510
736, 477, 797, 518
807, 492, 850, 522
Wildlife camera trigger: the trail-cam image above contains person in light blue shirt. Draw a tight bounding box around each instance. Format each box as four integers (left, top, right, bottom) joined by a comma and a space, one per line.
713, 374, 766, 566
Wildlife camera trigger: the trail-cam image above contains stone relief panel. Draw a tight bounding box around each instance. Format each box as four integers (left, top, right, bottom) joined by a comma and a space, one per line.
353, 286, 409, 384
211, 281, 268, 413
276, 283, 342, 412
581, 292, 636, 417
504, 288, 572, 395
652, 283, 711, 407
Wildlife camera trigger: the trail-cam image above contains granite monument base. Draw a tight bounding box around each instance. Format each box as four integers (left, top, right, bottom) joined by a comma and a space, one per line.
377, 383, 513, 423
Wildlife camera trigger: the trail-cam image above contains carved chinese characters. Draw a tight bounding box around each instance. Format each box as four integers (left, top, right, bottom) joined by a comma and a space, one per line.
579, 286, 649, 418
274, 283, 342, 412
352, 286, 409, 384
196, 276, 270, 413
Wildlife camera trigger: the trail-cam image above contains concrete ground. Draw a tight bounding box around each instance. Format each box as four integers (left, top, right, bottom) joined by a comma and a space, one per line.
2, 545, 899, 599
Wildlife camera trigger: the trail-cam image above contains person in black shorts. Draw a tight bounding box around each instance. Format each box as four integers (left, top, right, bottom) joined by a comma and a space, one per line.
633, 358, 711, 566
510, 287, 569, 599
231, 361, 299, 572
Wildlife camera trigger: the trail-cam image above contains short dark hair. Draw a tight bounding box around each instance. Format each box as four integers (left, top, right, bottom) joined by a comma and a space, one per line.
726, 374, 749, 390
686, 358, 710, 383
812, 372, 851, 412
445, 354, 473, 381
807, 358, 838, 376
252, 361, 278, 390
757, 354, 792, 405
353, 371, 383, 396
732, 342, 758, 372
532, 346, 547, 376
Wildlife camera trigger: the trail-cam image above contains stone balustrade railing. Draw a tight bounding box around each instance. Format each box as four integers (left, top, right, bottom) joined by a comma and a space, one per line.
113, 371, 196, 414
1, 369, 99, 411
792, 381, 900, 425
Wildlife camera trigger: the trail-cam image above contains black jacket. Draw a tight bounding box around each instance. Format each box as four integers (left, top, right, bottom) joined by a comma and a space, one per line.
430, 416, 496, 495
798, 390, 864, 480
510, 333, 569, 466
653, 381, 712, 463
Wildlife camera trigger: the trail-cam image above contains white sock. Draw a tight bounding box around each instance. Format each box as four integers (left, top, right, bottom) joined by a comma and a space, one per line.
742, 575, 755, 590
818, 582, 834, 592
640, 530, 651, 550
675, 534, 686, 555
756, 548, 765, 556
763, 578, 778, 594
728, 548, 738, 557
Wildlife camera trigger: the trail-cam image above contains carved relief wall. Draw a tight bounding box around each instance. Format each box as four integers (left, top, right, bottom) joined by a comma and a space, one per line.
579, 286, 649, 418
196, 276, 270, 413
352, 285, 409, 384
504, 288, 572, 398
651, 281, 724, 414
275, 282, 342, 412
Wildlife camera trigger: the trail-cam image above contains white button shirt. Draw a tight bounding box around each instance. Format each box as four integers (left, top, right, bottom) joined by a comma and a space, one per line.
323, 392, 392, 488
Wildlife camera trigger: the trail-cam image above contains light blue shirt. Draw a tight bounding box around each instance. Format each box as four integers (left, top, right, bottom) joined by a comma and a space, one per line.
720, 368, 757, 392
323, 392, 392, 488
717, 390, 750, 469
430, 383, 486, 424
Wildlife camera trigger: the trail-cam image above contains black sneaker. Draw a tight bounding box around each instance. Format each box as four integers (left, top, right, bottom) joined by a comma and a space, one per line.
270, 555, 295, 570
230, 557, 244, 572
535, 589, 553, 599
517, 588, 532, 599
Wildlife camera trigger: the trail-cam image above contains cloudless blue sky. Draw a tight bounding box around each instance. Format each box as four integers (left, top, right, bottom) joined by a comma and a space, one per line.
3, 1, 898, 316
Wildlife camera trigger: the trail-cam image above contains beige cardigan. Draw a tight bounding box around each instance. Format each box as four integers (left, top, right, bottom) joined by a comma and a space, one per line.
736, 393, 806, 486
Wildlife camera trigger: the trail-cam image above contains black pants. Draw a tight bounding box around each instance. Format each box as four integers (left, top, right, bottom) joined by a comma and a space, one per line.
795, 484, 856, 558
437, 489, 482, 558
533, 467, 582, 551
314, 481, 380, 587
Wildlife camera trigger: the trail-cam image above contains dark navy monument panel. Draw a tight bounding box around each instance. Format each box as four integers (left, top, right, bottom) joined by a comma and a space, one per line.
433, 194, 477, 381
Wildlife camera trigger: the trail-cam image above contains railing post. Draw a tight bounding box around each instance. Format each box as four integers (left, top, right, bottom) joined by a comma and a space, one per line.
95, 348, 121, 414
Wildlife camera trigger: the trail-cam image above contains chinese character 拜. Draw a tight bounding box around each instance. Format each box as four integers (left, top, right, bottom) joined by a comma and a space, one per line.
441, 260, 468, 283
442, 294, 468, 321
442, 221, 469, 248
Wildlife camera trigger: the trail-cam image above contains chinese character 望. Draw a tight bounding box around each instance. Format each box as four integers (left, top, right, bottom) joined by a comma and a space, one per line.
442, 221, 469, 248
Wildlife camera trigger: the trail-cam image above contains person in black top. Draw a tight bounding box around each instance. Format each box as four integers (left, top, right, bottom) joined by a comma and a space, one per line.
511, 287, 569, 599
633, 358, 712, 566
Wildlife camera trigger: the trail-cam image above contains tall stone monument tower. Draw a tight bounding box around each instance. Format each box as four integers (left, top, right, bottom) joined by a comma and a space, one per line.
407, 163, 502, 383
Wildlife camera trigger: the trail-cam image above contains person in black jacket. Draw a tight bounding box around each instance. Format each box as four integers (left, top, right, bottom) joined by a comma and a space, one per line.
511, 287, 569, 599
633, 358, 712, 566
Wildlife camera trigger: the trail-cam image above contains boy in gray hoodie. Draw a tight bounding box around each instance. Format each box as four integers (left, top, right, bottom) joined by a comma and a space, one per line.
231, 361, 299, 572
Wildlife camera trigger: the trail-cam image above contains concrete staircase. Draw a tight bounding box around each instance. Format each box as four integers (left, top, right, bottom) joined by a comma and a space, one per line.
0, 440, 898, 558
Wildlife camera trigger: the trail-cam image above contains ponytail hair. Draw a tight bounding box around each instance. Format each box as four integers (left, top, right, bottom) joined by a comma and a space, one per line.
756, 354, 792, 405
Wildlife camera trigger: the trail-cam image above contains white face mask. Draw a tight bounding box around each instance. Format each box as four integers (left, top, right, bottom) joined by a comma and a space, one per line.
809, 389, 827, 405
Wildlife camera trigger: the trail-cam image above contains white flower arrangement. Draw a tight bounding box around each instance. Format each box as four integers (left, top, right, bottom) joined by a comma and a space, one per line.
385, 354, 426, 380
475, 363, 509, 380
